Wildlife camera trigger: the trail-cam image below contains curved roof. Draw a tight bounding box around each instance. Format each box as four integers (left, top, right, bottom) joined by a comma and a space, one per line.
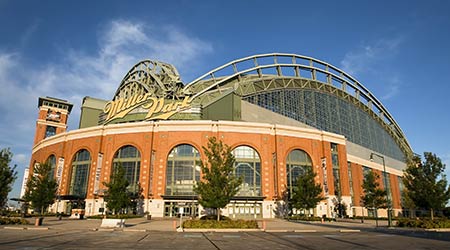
113, 60, 185, 100
183, 53, 412, 156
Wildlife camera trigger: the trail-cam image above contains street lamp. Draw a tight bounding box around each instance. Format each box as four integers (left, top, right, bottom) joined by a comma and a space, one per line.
370, 153, 392, 228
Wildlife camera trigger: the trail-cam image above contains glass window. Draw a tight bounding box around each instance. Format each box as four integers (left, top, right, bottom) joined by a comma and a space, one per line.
46, 155, 57, 179
286, 149, 313, 196
45, 126, 56, 138
347, 162, 354, 205
166, 144, 200, 195
243, 89, 406, 161
69, 149, 91, 198
233, 146, 261, 196
398, 176, 404, 206
331, 143, 341, 197
382, 172, 392, 201
113, 145, 141, 194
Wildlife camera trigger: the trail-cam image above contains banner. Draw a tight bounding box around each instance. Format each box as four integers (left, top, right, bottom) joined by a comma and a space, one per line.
322, 157, 328, 195
56, 158, 64, 191
94, 153, 103, 194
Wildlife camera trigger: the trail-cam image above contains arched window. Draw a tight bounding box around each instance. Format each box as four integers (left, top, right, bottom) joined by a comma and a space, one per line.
286, 149, 313, 195
46, 155, 57, 179
113, 145, 141, 193
69, 149, 91, 198
166, 144, 200, 196
232, 146, 261, 196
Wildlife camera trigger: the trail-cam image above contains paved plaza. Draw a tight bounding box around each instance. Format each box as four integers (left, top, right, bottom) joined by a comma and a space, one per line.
1, 217, 449, 249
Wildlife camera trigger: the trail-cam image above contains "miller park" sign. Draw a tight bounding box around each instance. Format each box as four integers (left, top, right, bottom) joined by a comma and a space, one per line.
103, 93, 193, 123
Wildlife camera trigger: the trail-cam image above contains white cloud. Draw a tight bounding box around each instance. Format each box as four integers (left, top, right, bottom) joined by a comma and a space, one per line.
340, 36, 404, 100
12, 154, 28, 165
0, 19, 213, 180
341, 37, 403, 76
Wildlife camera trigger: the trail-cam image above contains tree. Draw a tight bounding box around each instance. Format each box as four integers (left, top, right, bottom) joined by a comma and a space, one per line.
129, 182, 144, 215
361, 170, 387, 226
194, 137, 242, 221
103, 163, 131, 215
23, 162, 58, 215
290, 167, 324, 215
274, 190, 291, 218
0, 148, 17, 209
403, 152, 450, 220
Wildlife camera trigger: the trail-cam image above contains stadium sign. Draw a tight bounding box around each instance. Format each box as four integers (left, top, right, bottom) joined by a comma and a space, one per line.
103, 94, 192, 122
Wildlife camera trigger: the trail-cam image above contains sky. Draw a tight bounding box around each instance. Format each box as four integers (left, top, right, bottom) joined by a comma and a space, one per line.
1, 0, 450, 202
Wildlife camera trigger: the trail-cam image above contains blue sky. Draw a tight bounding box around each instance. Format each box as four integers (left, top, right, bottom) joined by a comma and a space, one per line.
1, 0, 450, 201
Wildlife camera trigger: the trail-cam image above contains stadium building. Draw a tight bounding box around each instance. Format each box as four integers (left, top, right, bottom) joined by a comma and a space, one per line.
29, 53, 412, 219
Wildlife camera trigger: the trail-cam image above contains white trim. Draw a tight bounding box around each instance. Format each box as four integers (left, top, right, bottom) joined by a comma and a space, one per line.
347, 154, 403, 176
33, 120, 348, 153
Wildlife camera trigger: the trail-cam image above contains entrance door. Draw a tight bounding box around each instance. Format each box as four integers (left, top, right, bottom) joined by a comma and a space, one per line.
228, 202, 262, 219
164, 201, 199, 218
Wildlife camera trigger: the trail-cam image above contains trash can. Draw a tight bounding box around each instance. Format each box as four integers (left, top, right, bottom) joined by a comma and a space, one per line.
146, 214, 152, 220
35, 217, 43, 226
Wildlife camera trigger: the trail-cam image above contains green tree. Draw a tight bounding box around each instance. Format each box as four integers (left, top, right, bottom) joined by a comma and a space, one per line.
23, 162, 58, 215
194, 137, 242, 221
290, 167, 324, 215
361, 170, 387, 226
0, 148, 17, 209
103, 163, 131, 215
403, 152, 450, 220
129, 182, 144, 215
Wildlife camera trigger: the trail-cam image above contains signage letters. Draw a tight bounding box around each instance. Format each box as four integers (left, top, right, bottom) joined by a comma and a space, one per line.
103, 94, 192, 123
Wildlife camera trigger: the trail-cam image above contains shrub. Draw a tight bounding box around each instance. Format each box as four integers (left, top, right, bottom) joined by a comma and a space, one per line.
86, 214, 142, 219
397, 217, 450, 229
183, 219, 258, 229
289, 215, 322, 221
0, 217, 30, 225
200, 215, 230, 221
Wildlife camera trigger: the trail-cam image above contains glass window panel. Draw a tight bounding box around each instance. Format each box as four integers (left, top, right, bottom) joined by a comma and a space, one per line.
47, 155, 57, 179
286, 149, 313, 196
113, 146, 141, 193
70, 149, 91, 198
243, 89, 406, 161
233, 146, 261, 196
166, 144, 200, 195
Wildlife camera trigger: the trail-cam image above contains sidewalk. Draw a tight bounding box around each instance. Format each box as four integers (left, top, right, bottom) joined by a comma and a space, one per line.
2, 216, 398, 232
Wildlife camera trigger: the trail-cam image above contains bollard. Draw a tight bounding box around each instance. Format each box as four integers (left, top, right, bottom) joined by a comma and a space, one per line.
262, 220, 266, 230
173, 220, 177, 231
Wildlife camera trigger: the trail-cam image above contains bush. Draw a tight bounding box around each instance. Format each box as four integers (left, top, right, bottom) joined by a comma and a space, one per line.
289, 215, 322, 221
183, 219, 258, 229
0, 217, 30, 225
86, 214, 142, 219
200, 215, 230, 221
397, 217, 450, 229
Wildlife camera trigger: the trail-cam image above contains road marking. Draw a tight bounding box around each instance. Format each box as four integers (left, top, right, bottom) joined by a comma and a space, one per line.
324, 234, 340, 238
283, 235, 303, 238
184, 234, 202, 238
223, 235, 241, 238
375, 234, 395, 237
340, 229, 360, 233
294, 229, 317, 233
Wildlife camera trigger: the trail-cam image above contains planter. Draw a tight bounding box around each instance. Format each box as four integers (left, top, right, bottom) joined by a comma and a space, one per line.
35, 217, 44, 226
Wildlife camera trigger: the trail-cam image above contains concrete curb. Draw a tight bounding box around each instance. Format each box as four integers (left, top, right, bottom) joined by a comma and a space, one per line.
4, 227, 26, 230
294, 230, 317, 233
27, 227, 50, 230
339, 229, 360, 233
425, 228, 450, 232
123, 229, 147, 232
182, 228, 263, 233
4, 226, 49, 230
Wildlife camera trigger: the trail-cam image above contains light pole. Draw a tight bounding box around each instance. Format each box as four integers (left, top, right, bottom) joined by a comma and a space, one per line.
370, 153, 392, 227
